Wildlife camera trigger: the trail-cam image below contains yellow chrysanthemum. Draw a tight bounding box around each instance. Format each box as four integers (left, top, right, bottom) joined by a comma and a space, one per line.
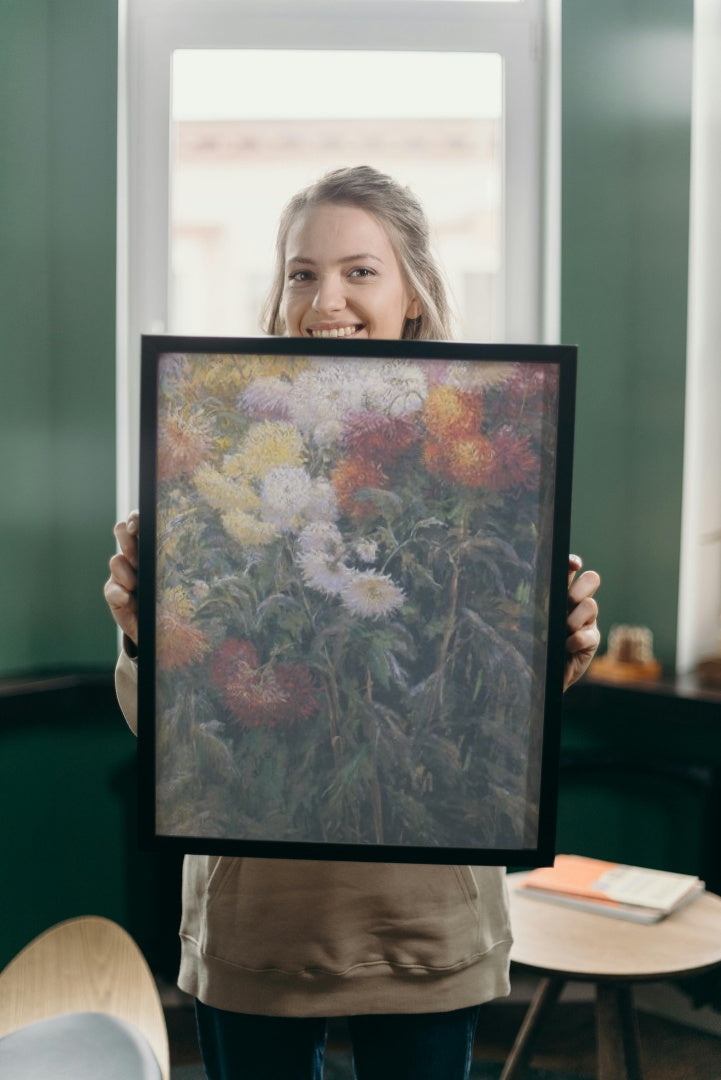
422, 386, 483, 442
222, 509, 278, 547
155, 585, 210, 670
232, 422, 306, 481
193, 465, 260, 515
161, 585, 194, 620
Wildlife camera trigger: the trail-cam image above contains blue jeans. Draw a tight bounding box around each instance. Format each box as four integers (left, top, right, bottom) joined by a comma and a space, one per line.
195, 1000, 481, 1080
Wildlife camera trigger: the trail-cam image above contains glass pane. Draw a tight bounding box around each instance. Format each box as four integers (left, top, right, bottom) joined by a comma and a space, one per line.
170, 50, 503, 341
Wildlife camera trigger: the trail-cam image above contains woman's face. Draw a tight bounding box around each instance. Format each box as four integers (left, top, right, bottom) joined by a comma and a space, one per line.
280, 203, 421, 341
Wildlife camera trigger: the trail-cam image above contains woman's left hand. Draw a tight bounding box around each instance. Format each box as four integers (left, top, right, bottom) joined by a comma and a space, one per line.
564, 555, 601, 691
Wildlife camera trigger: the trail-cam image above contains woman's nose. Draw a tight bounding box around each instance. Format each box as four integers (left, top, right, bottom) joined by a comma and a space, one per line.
312, 274, 345, 314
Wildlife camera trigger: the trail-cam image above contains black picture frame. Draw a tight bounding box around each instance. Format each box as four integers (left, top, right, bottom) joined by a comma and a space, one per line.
138, 335, 576, 865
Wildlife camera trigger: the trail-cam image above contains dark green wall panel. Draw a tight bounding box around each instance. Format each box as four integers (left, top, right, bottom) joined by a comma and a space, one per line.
0, 0, 118, 674
562, 1, 693, 669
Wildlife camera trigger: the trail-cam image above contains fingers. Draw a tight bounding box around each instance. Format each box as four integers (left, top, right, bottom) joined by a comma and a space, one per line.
104, 511, 140, 645
113, 510, 139, 568
564, 558, 601, 690
568, 567, 601, 610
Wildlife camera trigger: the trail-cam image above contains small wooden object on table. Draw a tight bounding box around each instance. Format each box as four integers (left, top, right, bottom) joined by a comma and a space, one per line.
502, 873, 721, 1080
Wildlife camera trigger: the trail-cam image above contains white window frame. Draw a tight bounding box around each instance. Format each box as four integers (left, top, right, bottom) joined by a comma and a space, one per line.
116, 0, 559, 513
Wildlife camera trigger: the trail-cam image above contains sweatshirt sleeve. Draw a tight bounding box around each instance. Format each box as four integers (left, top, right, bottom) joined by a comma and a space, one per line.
115, 645, 139, 736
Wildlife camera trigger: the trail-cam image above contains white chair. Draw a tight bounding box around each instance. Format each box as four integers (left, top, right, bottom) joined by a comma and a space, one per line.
0, 915, 170, 1079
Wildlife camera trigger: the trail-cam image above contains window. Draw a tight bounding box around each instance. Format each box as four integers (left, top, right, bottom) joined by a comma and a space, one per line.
118, 0, 557, 510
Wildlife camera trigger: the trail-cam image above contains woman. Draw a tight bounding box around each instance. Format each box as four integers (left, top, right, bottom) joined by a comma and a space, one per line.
106, 166, 601, 1080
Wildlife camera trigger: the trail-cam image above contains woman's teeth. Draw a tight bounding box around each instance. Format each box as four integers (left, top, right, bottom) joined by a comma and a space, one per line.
310, 325, 360, 338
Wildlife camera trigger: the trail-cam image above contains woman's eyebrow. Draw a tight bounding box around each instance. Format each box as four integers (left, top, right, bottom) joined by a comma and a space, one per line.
286, 253, 384, 266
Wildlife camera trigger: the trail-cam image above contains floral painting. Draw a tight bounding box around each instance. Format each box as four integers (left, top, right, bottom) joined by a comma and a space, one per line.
143, 343, 570, 859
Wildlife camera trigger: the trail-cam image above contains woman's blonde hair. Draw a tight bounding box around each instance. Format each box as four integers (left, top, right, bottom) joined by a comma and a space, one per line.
261, 165, 454, 341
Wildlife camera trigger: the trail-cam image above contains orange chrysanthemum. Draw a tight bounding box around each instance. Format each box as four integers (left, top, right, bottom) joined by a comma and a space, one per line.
423, 435, 495, 488
422, 387, 483, 442
331, 457, 387, 519
157, 412, 210, 482
156, 616, 210, 671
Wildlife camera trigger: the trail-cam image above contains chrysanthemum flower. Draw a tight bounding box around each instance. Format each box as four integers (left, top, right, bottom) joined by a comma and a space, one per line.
422, 386, 484, 442
330, 458, 387, 520
289, 363, 366, 433
156, 620, 211, 671
297, 549, 351, 597
339, 569, 405, 619
486, 426, 540, 491
193, 465, 259, 515
423, 435, 495, 488
222, 509, 278, 547
343, 411, 421, 466
354, 538, 379, 564
156, 587, 210, 670
365, 361, 428, 415
446, 361, 515, 391
240, 377, 292, 420
298, 521, 345, 556
210, 637, 260, 692
260, 466, 314, 531
234, 422, 306, 481
157, 411, 211, 482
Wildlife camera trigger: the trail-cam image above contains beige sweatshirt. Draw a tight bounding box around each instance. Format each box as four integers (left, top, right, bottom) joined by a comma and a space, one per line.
116, 650, 512, 1016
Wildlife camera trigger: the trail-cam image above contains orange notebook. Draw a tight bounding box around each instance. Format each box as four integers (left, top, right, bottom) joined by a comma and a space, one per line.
517, 854, 704, 923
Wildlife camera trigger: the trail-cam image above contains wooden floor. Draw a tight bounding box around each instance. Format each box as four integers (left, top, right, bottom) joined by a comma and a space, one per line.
166, 993, 721, 1079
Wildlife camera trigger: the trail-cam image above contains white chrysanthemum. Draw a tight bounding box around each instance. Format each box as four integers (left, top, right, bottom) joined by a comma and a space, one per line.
298, 550, 352, 597
446, 361, 515, 390
339, 569, 405, 619
260, 466, 314, 531
240, 377, 292, 419
365, 361, 428, 416
354, 538, 379, 564
306, 478, 339, 524
298, 521, 345, 556
289, 363, 366, 432
312, 419, 345, 449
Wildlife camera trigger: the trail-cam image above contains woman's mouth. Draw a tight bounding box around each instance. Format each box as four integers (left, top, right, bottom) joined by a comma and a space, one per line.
307, 324, 364, 339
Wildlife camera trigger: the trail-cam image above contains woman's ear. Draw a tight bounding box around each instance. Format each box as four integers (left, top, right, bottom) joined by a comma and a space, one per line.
406, 296, 423, 320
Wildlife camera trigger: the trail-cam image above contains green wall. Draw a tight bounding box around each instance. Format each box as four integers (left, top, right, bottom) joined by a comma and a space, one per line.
562, 0, 693, 669
0, 0, 118, 675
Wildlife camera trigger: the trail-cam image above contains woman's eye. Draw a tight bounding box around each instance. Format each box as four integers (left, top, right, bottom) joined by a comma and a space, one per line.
349, 267, 375, 279
288, 270, 313, 283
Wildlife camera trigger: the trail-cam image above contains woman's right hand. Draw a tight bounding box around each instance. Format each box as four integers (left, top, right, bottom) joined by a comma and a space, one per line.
104, 510, 139, 647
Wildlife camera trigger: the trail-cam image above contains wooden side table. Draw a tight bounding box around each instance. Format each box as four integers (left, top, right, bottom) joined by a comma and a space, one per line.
502, 873, 721, 1080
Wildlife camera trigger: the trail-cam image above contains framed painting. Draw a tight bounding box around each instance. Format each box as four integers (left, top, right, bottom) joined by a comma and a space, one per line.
137, 336, 576, 865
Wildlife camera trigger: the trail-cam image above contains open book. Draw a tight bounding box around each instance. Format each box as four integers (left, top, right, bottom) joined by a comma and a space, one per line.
516, 854, 705, 923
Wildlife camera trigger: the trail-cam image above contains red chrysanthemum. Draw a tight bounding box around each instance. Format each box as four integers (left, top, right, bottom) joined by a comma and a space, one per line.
271, 663, 319, 723
210, 638, 259, 692
343, 412, 421, 466
486, 426, 540, 491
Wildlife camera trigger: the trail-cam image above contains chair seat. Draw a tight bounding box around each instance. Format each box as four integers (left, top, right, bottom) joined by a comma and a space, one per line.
0, 1011, 162, 1079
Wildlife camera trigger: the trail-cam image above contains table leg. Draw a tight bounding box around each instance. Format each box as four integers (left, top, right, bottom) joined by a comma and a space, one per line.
499, 976, 565, 1080
596, 982, 643, 1080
